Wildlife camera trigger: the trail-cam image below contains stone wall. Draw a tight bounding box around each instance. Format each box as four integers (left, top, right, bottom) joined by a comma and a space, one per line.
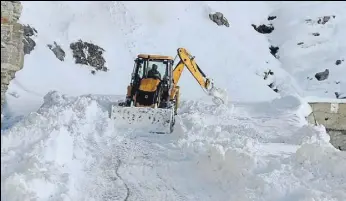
1, 1, 24, 111
307, 102, 346, 150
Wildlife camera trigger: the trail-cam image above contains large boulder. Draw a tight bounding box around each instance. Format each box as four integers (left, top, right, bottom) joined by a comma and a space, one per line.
315, 69, 329, 81
47, 42, 65, 61
209, 12, 230, 27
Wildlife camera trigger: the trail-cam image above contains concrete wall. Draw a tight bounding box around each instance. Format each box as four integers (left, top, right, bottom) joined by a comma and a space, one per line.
1, 1, 24, 111
307, 102, 346, 150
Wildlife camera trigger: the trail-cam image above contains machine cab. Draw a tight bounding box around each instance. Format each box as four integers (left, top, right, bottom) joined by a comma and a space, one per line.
131, 54, 174, 89
125, 54, 174, 106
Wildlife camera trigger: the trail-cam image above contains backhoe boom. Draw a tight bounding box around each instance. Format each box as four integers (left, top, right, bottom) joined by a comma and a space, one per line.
172, 48, 212, 91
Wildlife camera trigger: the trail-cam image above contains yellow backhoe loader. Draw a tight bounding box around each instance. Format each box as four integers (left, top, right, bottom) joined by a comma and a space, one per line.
110, 48, 228, 133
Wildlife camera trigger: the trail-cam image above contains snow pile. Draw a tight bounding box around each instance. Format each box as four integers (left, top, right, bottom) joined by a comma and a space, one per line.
3, 92, 345, 200
177, 98, 346, 201
1, 92, 127, 201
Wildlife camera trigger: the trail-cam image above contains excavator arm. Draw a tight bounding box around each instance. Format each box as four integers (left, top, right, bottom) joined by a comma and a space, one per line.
172, 48, 228, 105
173, 48, 212, 90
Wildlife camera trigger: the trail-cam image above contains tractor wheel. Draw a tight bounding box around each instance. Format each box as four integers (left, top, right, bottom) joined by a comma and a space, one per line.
174, 89, 180, 115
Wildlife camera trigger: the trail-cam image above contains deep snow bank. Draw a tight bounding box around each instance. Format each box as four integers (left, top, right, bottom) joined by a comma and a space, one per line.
178, 97, 346, 201
1, 92, 126, 201
2, 91, 346, 200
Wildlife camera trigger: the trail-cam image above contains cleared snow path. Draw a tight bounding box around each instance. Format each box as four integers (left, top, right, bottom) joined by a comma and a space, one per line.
2, 92, 345, 201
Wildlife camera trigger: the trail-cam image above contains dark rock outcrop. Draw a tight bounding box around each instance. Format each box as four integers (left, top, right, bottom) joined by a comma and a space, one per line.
47, 42, 65, 61
209, 12, 230, 27
335, 59, 343, 65
268, 82, 279, 93
315, 69, 329, 81
306, 15, 335, 25
335, 92, 346, 99
251, 24, 274, 34
269, 45, 279, 58
268, 16, 277, 21
70, 40, 108, 72
22, 24, 37, 55
260, 70, 279, 93
317, 15, 335, 25
263, 70, 274, 80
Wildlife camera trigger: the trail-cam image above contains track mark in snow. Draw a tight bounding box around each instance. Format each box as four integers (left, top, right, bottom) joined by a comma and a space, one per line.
115, 159, 130, 201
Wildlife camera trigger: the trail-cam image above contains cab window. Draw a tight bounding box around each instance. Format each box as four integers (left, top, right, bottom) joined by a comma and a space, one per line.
147, 60, 167, 79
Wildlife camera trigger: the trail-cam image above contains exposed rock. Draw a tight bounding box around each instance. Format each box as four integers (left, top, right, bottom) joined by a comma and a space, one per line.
269, 45, 279, 58
209, 12, 230, 27
1, 1, 24, 111
335, 92, 346, 99
70, 40, 108, 72
306, 15, 335, 25
47, 42, 65, 61
23, 24, 37, 36
1, 1, 22, 23
317, 15, 335, 25
315, 69, 329, 81
327, 130, 346, 151
268, 16, 277, 21
22, 24, 37, 55
263, 69, 274, 80
268, 82, 279, 92
251, 24, 274, 34
335, 59, 343, 65
312, 32, 320, 36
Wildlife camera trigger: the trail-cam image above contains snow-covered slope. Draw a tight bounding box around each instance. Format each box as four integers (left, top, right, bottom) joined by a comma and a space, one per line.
5, 1, 296, 118
268, 1, 346, 100
2, 1, 346, 201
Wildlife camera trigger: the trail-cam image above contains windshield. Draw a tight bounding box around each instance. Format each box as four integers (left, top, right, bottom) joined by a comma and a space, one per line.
146, 60, 167, 79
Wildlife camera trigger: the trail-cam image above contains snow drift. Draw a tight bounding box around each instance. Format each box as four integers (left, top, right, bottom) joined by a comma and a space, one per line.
2, 92, 346, 200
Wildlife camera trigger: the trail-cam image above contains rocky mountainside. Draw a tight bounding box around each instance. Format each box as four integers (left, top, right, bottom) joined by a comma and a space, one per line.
1, 1, 24, 111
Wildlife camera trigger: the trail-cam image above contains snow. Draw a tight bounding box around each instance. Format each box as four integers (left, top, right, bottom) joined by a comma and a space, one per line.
267, 1, 346, 99
2, 1, 346, 201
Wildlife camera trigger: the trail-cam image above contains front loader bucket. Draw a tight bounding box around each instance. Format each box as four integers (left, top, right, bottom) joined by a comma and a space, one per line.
110, 105, 175, 134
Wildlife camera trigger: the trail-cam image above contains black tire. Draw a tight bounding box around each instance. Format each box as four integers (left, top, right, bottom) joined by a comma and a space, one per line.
174, 95, 179, 115
169, 115, 175, 133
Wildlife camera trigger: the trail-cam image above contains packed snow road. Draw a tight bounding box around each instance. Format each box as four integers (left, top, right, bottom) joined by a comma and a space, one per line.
1, 92, 345, 201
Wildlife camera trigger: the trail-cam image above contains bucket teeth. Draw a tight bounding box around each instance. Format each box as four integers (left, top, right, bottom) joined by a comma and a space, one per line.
110, 105, 174, 133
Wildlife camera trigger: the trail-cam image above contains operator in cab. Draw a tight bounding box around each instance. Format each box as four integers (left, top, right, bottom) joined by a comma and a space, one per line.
147, 64, 161, 80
